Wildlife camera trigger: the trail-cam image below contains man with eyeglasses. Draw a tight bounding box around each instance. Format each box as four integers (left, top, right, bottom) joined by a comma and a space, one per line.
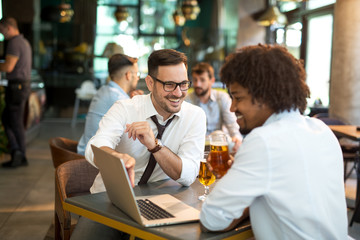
77, 53, 143, 155
86, 49, 206, 193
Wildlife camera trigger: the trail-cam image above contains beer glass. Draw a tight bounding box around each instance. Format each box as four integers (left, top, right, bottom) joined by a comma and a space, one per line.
198, 155, 215, 201
209, 132, 230, 178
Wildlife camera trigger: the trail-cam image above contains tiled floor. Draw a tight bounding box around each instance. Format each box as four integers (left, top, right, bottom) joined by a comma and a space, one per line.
0, 119, 359, 239
0, 119, 84, 240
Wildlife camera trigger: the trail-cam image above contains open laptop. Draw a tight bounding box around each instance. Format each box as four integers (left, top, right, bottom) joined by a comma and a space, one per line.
91, 145, 200, 227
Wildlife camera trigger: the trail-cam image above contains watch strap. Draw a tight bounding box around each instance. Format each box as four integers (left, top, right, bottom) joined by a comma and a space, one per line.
148, 139, 162, 153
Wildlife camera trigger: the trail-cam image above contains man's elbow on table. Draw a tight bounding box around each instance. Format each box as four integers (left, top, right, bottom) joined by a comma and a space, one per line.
200, 208, 249, 233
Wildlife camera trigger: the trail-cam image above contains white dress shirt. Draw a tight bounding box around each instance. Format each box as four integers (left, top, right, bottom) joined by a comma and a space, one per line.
86, 94, 206, 193
200, 110, 348, 240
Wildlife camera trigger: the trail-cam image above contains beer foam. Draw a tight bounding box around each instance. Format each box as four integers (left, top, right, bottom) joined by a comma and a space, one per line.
211, 141, 228, 146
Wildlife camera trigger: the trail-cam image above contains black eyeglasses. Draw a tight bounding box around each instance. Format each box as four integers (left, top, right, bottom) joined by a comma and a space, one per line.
150, 75, 191, 92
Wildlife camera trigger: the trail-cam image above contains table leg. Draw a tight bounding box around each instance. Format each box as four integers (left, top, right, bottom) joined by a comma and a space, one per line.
350, 147, 360, 226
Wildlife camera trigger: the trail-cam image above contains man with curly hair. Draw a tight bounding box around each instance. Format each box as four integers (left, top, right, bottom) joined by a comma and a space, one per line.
200, 44, 348, 239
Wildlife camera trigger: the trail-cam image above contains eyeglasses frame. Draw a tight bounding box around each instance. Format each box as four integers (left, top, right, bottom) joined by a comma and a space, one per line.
150, 75, 192, 92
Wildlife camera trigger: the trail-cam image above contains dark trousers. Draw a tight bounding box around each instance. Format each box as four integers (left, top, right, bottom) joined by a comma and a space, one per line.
1, 82, 30, 156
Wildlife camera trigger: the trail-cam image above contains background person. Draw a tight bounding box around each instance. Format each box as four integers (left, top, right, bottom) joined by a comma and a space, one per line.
0, 17, 32, 168
77, 53, 143, 155
186, 62, 242, 152
85, 49, 206, 193
200, 44, 348, 239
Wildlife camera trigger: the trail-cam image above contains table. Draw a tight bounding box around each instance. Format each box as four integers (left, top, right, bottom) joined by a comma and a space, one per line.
63, 179, 253, 240
329, 125, 360, 226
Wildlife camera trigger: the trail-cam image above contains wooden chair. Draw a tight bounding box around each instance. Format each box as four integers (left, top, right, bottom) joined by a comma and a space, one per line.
49, 137, 84, 168
55, 159, 99, 240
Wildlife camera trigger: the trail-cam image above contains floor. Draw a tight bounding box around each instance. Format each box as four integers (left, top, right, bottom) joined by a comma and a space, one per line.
0, 118, 359, 240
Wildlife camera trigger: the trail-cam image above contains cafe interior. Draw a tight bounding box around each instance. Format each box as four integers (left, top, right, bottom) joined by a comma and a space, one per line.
0, 0, 360, 239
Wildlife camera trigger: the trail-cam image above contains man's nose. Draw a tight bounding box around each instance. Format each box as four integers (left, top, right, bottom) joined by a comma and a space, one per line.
172, 85, 183, 97
230, 100, 236, 112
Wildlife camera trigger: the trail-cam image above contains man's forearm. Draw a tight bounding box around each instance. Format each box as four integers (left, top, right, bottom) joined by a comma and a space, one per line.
153, 147, 182, 180
201, 207, 249, 232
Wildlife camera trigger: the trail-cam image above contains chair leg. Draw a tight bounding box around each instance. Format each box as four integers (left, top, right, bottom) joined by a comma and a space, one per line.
71, 97, 80, 128
55, 213, 61, 240
344, 160, 348, 182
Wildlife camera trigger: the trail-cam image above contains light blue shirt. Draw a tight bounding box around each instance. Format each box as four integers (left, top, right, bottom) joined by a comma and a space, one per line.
200, 110, 348, 239
186, 89, 241, 138
77, 81, 129, 155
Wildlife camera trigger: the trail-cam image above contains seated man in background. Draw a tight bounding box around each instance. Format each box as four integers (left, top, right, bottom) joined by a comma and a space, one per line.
186, 62, 242, 152
86, 49, 206, 192
200, 44, 348, 239
77, 53, 143, 155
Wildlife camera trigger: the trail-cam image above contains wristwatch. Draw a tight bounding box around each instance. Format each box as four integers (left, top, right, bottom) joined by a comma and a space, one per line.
148, 139, 163, 153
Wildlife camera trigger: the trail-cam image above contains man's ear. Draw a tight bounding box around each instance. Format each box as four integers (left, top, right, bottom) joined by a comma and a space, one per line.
125, 71, 131, 81
145, 75, 154, 92
210, 77, 216, 87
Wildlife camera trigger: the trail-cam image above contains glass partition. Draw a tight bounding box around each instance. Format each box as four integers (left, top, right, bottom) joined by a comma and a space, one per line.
306, 14, 333, 107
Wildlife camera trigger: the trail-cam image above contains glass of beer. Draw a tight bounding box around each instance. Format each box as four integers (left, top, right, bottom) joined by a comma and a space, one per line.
198, 155, 215, 201
209, 132, 230, 178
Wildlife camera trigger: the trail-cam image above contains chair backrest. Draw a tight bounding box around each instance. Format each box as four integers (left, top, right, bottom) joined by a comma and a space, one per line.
55, 159, 99, 240
312, 113, 346, 125
75, 80, 97, 100
49, 137, 84, 168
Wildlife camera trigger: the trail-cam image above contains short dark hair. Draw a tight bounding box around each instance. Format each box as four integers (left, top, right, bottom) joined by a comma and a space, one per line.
220, 44, 310, 113
0, 17, 18, 30
191, 62, 214, 79
108, 53, 137, 77
148, 49, 187, 76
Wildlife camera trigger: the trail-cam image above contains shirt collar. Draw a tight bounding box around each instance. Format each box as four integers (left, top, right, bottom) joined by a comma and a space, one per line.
144, 93, 180, 123
108, 81, 128, 96
209, 90, 217, 102
263, 109, 301, 126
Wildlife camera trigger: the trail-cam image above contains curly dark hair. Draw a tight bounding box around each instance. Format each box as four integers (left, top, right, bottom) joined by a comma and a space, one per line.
220, 44, 310, 113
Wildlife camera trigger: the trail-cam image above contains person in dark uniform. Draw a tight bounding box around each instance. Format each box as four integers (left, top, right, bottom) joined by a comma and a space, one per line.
0, 17, 32, 167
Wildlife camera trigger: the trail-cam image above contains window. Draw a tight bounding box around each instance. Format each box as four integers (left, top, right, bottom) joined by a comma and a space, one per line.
94, 0, 178, 83
306, 14, 333, 107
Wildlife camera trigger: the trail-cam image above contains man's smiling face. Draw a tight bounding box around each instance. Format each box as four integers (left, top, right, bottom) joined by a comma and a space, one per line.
229, 82, 274, 135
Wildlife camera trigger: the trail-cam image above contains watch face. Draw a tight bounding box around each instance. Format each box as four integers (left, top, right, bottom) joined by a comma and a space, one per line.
157, 139, 163, 147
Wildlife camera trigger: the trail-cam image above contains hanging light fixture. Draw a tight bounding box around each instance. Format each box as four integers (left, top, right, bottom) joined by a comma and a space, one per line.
181, 0, 200, 20
257, 5, 287, 26
114, 6, 129, 22
58, 3, 74, 23
172, 9, 186, 26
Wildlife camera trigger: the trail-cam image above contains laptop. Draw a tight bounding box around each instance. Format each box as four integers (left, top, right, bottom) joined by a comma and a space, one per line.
91, 145, 200, 227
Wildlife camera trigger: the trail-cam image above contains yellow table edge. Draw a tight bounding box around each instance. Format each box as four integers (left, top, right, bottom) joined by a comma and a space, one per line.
63, 200, 253, 240
63, 201, 167, 240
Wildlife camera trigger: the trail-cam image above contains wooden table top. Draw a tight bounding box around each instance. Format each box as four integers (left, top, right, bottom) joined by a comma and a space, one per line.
329, 125, 360, 142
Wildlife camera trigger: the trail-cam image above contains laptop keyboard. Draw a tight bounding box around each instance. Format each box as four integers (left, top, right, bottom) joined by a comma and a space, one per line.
137, 199, 175, 220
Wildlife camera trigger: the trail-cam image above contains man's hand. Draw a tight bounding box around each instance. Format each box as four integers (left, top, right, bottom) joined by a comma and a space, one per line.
231, 136, 242, 153
129, 89, 144, 98
99, 146, 136, 187
206, 153, 234, 179
125, 121, 156, 150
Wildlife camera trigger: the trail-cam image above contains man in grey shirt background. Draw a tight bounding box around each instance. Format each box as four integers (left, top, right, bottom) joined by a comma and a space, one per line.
186, 62, 242, 152
0, 17, 32, 168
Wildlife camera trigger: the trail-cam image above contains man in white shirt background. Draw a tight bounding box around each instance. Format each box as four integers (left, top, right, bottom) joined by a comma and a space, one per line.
200, 44, 348, 239
86, 49, 206, 193
186, 62, 242, 152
